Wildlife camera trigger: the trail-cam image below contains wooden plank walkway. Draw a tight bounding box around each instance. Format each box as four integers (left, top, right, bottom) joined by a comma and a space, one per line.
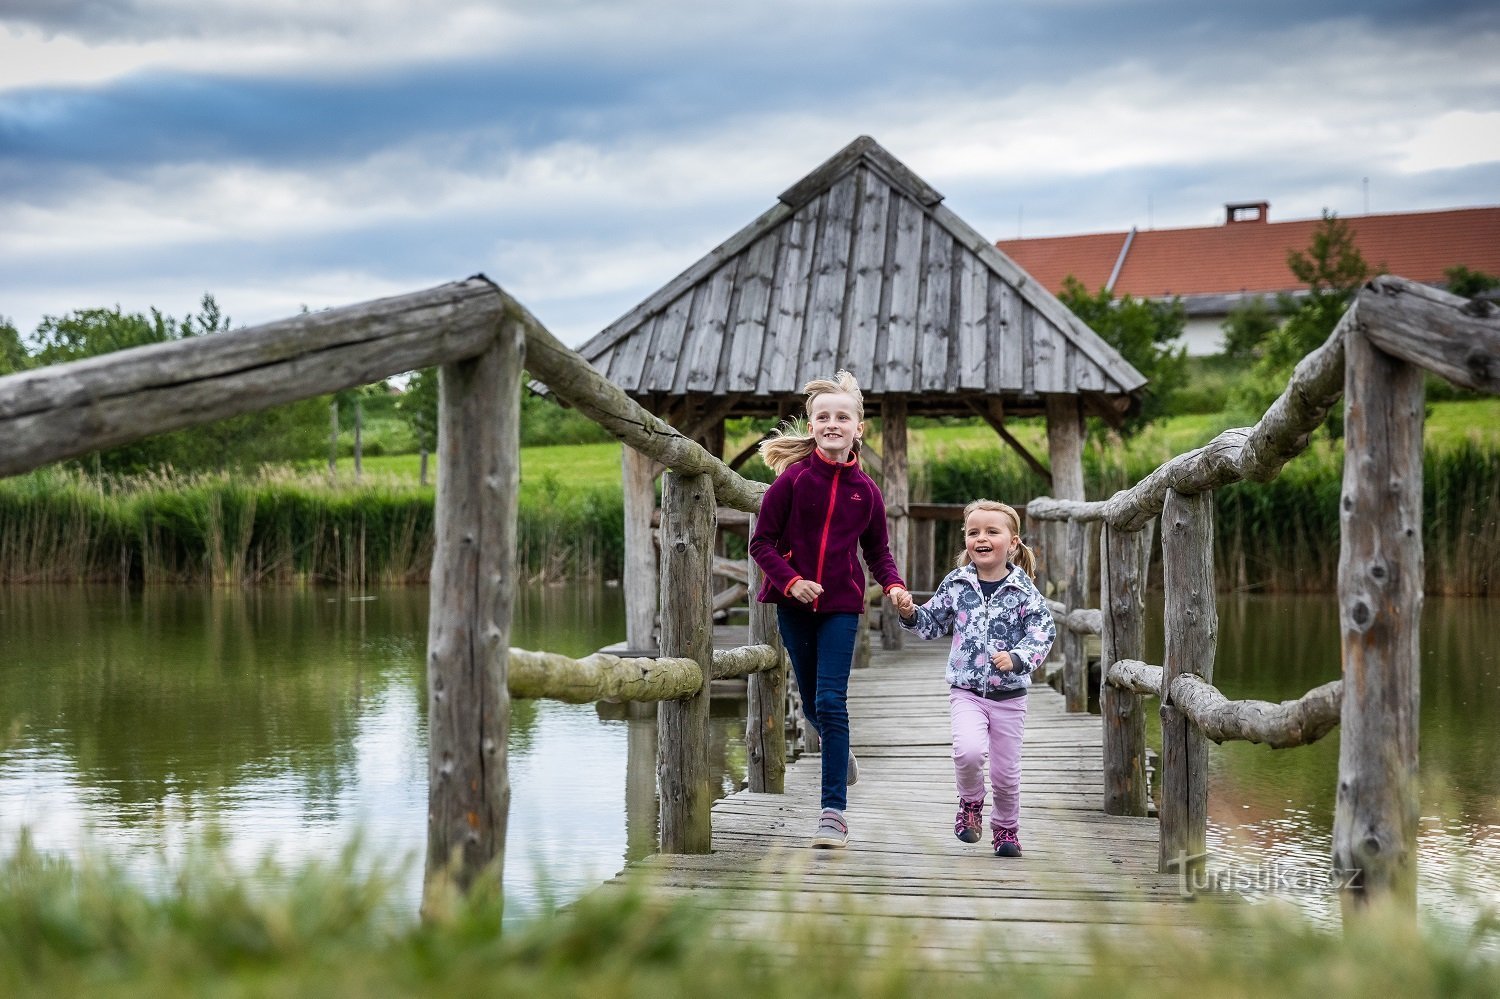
601, 638, 1235, 968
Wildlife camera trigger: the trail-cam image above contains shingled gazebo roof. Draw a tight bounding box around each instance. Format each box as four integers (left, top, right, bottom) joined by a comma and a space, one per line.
575, 136, 1146, 420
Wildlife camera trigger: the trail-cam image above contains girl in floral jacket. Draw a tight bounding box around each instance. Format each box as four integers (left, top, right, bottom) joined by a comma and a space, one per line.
896, 499, 1054, 857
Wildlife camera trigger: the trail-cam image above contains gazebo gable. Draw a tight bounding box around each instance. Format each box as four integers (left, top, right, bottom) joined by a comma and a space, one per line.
576, 136, 1146, 407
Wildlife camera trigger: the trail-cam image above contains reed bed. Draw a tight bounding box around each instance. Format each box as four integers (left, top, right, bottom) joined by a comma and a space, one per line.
0, 468, 623, 587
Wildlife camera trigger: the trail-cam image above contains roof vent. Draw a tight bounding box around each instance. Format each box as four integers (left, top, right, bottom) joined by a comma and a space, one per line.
1226, 201, 1269, 224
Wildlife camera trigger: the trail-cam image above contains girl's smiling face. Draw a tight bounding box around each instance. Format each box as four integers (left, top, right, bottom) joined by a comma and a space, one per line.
807, 391, 863, 463
965, 508, 1018, 579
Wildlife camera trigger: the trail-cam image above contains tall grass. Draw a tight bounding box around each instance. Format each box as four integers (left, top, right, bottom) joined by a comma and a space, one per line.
1, 834, 1496, 997
0, 468, 624, 587
923, 438, 1499, 595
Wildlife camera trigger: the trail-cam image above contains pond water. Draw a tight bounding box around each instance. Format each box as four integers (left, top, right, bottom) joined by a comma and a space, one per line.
1, 584, 1495, 929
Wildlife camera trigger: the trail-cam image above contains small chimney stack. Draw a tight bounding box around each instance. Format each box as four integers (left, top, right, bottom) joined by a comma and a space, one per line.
1226, 201, 1270, 224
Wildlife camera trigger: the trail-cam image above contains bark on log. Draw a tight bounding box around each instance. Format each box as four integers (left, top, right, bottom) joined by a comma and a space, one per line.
1158, 489, 1216, 877
1045, 395, 1088, 712
1047, 601, 1103, 635
508, 649, 701, 702
880, 396, 909, 651
0, 279, 507, 478
657, 471, 716, 854
1100, 525, 1151, 816
1171, 675, 1342, 749
1333, 326, 1425, 916
1359, 275, 1500, 394
1025, 306, 1354, 531
501, 288, 768, 513
622, 446, 661, 653
423, 318, 522, 908
746, 513, 788, 793
1106, 659, 1164, 696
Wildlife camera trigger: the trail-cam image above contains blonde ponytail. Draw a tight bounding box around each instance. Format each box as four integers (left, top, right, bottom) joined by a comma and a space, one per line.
757, 370, 867, 476
954, 499, 1037, 579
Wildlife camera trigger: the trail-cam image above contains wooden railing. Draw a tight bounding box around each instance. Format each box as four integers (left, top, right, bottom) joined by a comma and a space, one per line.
1025, 275, 1500, 917
0, 274, 791, 907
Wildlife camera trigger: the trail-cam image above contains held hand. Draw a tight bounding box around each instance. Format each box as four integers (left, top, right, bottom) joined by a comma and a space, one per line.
887, 586, 914, 616
788, 579, 823, 604
991, 650, 1015, 672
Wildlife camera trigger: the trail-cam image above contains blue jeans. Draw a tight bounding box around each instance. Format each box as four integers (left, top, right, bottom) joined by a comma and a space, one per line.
776, 605, 859, 812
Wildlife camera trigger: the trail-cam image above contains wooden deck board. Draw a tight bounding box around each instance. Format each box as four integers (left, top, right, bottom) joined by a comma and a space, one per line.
598, 638, 1240, 962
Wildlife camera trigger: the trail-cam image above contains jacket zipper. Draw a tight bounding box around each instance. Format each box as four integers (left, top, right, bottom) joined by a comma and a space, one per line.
811, 466, 841, 611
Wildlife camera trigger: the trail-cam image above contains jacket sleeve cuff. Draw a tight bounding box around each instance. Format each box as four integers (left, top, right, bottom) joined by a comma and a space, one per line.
782, 575, 804, 596
883, 581, 907, 594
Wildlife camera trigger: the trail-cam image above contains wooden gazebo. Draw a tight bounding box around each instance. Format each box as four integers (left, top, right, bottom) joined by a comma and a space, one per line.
572, 136, 1147, 652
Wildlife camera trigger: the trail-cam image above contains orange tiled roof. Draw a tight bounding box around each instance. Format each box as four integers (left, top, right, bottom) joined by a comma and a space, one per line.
996, 205, 1500, 299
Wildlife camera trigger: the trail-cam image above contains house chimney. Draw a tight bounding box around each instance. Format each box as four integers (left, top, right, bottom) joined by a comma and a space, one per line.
1226, 201, 1269, 224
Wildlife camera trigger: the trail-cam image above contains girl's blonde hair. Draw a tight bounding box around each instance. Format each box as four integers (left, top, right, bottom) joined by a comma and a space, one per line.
759, 370, 866, 475
956, 499, 1037, 579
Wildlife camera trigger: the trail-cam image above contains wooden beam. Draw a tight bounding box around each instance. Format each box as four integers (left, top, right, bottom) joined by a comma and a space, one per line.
1358, 275, 1500, 395
1158, 489, 1216, 878
657, 470, 716, 854
1046, 395, 1088, 713
423, 316, 523, 908
622, 446, 661, 653
1100, 525, 1151, 817
746, 511, 788, 793
0, 279, 505, 477
1172, 675, 1342, 749
966, 396, 1053, 486
1025, 304, 1354, 530
880, 396, 908, 651
1333, 325, 1424, 917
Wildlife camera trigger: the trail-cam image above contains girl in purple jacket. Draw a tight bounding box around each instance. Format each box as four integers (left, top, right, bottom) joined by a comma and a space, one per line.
750, 371, 910, 849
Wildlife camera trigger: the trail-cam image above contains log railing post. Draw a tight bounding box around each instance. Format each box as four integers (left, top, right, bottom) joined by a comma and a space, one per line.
622, 445, 660, 653
745, 512, 787, 793
1100, 522, 1150, 816
423, 320, 523, 908
1333, 328, 1424, 916
1158, 488, 1216, 877
657, 470, 716, 853
1045, 395, 1087, 710
880, 395, 908, 650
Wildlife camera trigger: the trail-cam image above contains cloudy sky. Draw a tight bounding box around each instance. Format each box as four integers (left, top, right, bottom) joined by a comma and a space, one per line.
2, 0, 1497, 347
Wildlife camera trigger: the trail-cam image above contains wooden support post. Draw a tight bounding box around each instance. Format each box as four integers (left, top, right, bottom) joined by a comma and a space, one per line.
622, 445, 660, 653
657, 470, 716, 854
1158, 489, 1216, 877
1046, 395, 1088, 711
423, 320, 522, 908
745, 513, 787, 793
880, 396, 908, 650
1333, 328, 1424, 916
1100, 523, 1150, 816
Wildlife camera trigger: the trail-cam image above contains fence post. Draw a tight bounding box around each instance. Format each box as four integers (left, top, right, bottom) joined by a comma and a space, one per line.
1333, 328, 1424, 916
746, 513, 787, 793
621, 445, 660, 653
1045, 395, 1087, 710
1100, 523, 1150, 816
1158, 489, 1216, 877
657, 470, 716, 853
880, 395, 908, 650
423, 319, 523, 908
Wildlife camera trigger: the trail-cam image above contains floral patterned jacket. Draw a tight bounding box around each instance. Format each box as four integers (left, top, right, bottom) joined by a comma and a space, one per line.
899, 563, 1056, 696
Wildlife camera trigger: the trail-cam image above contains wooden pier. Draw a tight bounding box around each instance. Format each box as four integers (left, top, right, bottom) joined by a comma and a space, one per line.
602, 640, 1226, 967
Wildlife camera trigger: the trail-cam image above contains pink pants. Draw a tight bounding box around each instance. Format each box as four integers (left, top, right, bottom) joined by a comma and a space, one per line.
949, 687, 1027, 830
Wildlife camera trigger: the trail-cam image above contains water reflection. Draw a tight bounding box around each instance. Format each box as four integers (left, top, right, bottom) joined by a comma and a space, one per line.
0, 584, 744, 920
1145, 593, 1500, 928
1, 585, 1494, 929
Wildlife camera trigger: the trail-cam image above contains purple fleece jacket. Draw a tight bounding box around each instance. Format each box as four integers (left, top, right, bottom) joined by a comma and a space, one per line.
749, 448, 906, 614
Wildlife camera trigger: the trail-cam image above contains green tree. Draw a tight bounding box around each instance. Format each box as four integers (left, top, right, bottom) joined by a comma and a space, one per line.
1229, 211, 1374, 431
1058, 276, 1188, 436
1444, 265, 1499, 299
1219, 296, 1281, 362
395, 369, 439, 484
0, 317, 28, 375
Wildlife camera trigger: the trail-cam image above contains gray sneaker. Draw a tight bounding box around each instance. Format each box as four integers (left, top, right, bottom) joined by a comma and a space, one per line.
847, 749, 859, 786
811, 808, 848, 849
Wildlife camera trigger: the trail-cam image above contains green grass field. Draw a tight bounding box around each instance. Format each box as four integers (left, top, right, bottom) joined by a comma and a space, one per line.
330, 399, 1500, 491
